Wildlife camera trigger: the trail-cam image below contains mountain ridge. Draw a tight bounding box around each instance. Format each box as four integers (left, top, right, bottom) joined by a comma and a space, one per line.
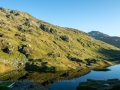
0, 7, 120, 73
88, 31, 120, 48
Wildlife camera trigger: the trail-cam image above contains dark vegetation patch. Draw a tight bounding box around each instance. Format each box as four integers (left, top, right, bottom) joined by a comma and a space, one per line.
60, 35, 71, 42
0, 33, 4, 37
40, 24, 57, 34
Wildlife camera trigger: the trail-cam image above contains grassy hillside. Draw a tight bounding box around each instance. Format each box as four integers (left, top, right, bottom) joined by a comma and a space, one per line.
0, 7, 120, 72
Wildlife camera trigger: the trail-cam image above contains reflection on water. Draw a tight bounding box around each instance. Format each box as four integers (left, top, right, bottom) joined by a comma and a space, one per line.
0, 64, 120, 90
49, 64, 120, 90
93, 68, 110, 71
0, 68, 91, 87
0, 70, 27, 80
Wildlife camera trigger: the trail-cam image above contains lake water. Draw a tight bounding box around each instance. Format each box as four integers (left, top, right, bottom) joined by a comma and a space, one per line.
0, 64, 120, 90
49, 64, 120, 90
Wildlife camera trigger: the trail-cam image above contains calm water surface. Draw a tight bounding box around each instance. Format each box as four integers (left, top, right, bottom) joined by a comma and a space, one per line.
49, 64, 120, 90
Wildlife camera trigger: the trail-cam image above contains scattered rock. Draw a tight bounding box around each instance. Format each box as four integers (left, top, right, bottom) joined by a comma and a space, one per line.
14, 33, 20, 36
0, 33, 4, 37
0, 7, 10, 13
18, 44, 32, 56
40, 24, 57, 34
3, 47, 14, 54
60, 35, 71, 42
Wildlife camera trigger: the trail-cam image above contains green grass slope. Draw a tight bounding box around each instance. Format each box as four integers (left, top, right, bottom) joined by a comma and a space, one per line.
0, 7, 120, 72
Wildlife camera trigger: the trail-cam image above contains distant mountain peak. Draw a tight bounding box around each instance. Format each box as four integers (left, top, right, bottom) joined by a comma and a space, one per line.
88, 31, 109, 37
88, 31, 120, 48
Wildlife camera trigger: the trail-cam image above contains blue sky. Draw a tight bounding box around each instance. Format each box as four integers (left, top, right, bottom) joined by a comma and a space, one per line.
0, 0, 120, 36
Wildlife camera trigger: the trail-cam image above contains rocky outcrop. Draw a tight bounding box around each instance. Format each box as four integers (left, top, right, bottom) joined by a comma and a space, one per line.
60, 35, 71, 42
40, 24, 57, 34
18, 44, 33, 57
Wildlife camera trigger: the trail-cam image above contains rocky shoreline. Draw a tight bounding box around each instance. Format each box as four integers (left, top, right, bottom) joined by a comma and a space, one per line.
0, 80, 49, 90
77, 78, 120, 90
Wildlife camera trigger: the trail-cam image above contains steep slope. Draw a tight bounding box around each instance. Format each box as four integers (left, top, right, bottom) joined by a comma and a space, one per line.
0, 7, 120, 72
88, 31, 120, 48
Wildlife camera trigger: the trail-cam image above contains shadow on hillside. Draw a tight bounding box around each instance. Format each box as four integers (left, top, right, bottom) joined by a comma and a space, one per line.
67, 54, 83, 63
98, 48, 120, 61
24, 62, 55, 72
68, 57, 83, 62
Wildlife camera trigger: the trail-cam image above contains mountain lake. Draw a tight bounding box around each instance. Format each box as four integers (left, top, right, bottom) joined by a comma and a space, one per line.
49, 64, 120, 90
0, 64, 120, 90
